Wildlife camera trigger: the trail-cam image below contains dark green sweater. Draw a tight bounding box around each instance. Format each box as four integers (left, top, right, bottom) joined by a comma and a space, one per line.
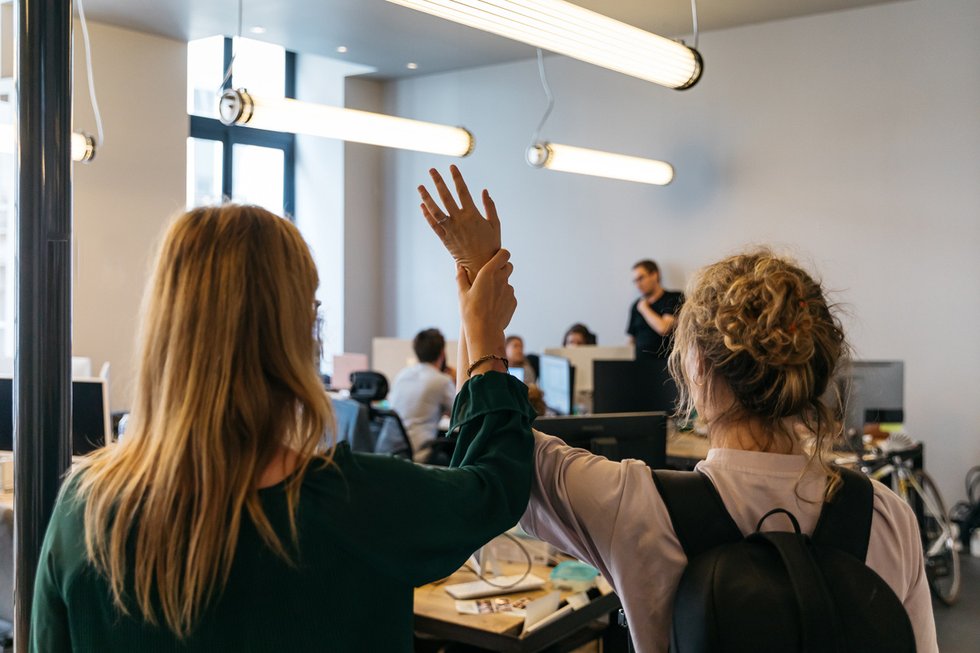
30, 372, 535, 652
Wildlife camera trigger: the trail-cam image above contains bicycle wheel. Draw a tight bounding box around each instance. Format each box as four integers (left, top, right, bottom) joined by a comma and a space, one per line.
912, 470, 961, 606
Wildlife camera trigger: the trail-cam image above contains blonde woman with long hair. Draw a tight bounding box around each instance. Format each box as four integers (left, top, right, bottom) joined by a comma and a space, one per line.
31, 198, 533, 651
419, 175, 939, 653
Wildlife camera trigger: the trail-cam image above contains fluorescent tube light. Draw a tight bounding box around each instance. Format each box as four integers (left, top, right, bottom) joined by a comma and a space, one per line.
0, 125, 96, 162
219, 89, 474, 157
527, 142, 674, 186
388, 0, 702, 90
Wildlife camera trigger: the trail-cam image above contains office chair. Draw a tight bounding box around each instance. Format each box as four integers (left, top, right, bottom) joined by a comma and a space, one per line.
349, 371, 414, 459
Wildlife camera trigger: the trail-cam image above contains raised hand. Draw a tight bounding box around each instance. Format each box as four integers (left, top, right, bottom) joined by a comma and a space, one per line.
418, 165, 501, 280
456, 249, 516, 377
456, 248, 517, 341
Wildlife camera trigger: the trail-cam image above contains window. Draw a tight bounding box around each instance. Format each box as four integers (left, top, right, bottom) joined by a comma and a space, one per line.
187, 36, 295, 216
0, 76, 15, 359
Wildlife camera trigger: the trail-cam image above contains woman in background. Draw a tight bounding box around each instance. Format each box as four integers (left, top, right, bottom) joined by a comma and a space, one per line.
562, 323, 596, 347
31, 203, 533, 652
418, 168, 938, 653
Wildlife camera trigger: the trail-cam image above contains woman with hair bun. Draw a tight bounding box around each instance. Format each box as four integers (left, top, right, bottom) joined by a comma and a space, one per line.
419, 176, 938, 653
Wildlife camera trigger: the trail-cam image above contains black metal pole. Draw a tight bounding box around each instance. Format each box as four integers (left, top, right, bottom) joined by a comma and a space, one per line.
13, 0, 73, 649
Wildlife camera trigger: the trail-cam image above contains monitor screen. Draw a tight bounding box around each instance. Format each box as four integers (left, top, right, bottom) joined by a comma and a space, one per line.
538, 354, 574, 415
533, 412, 667, 469
0, 377, 110, 455
541, 345, 634, 394
592, 359, 677, 414
837, 361, 904, 440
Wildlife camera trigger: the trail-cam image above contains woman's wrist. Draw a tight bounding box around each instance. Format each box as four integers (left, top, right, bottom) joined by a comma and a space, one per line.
465, 328, 505, 357
467, 355, 508, 378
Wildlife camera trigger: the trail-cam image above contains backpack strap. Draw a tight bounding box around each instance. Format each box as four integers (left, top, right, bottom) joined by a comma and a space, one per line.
811, 466, 874, 562
651, 469, 743, 559
753, 529, 847, 653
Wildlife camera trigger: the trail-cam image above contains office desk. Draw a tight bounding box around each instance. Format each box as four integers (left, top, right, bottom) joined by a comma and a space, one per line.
414, 563, 622, 652
665, 431, 709, 470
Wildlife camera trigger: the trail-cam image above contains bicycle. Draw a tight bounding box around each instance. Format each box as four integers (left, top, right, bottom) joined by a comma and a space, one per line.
860, 449, 961, 606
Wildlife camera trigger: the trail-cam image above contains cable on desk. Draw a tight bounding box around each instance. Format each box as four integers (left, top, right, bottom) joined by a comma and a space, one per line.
476, 532, 533, 589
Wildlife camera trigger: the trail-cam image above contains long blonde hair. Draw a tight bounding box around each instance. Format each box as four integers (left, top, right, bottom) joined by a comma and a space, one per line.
668, 250, 847, 495
73, 205, 334, 637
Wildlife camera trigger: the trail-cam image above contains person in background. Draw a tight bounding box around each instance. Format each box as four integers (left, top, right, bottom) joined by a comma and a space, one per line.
31, 203, 534, 653
389, 328, 457, 459
563, 323, 596, 347
627, 259, 683, 358
505, 334, 536, 384
423, 190, 939, 653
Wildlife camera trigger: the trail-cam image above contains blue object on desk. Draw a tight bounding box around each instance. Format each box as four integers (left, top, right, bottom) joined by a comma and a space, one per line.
550, 561, 599, 591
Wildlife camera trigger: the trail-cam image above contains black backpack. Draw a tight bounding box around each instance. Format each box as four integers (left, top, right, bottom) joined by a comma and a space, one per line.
649, 467, 916, 653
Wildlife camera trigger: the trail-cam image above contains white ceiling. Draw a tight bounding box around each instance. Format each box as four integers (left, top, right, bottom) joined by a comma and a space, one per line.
81, 0, 906, 79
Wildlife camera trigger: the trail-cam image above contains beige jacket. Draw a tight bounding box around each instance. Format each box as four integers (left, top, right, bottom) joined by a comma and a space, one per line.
520, 431, 938, 653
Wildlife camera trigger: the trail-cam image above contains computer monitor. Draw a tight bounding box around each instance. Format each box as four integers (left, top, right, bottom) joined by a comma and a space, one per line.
837, 361, 904, 441
0, 377, 111, 455
533, 412, 667, 469
538, 354, 574, 415
592, 359, 678, 414
542, 345, 635, 394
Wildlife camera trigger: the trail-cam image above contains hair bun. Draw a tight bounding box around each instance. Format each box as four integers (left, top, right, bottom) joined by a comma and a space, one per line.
716, 262, 815, 368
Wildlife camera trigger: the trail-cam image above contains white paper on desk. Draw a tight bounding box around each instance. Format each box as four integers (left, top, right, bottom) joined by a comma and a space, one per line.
454, 596, 532, 616
520, 591, 562, 634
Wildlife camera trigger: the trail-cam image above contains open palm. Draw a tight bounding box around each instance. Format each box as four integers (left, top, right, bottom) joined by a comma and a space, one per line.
418, 165, 501, 280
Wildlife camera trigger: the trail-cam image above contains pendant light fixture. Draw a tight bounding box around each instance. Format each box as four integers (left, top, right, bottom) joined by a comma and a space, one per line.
525, 50, 673, 186
218, 89, 474, 157
0, 126, 96, 163
526, 142, 673, 186
387, 0, 703, 90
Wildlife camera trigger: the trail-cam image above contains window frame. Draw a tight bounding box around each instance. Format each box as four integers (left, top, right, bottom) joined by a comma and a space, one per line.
188, 37, 296, 216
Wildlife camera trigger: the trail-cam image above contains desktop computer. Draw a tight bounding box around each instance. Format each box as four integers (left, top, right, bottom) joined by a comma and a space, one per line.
534, 412, 667, 469
538, 354, 574, 415
592, 359, 678, 414
835, 360, 904, 445
0, 377, 112, 455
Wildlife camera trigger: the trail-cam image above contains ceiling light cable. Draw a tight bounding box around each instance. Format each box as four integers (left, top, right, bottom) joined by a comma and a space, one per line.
217, 0, 245, 94
690, 0, 700, 50
528, 49, 554, 149
75, 0, 103, 157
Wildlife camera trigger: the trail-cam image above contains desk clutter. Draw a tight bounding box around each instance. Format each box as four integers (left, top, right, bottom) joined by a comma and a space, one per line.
423, 530, 616, 639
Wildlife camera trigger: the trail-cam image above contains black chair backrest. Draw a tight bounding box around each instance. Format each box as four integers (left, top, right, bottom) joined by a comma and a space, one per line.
350, 371, 389, 403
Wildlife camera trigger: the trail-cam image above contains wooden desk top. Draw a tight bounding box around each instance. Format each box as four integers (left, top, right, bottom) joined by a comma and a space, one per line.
666, 430, 710, 468
414, 562, 620, 652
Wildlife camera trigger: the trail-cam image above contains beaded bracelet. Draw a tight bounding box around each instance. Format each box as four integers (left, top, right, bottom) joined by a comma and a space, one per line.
466, 354, 509, 378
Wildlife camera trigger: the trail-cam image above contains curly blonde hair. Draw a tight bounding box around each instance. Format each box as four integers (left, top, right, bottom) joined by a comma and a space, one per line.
668, 250, 848, 496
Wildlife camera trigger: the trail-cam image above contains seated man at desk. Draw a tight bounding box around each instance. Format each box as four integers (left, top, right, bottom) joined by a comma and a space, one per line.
389, 328, 456, 460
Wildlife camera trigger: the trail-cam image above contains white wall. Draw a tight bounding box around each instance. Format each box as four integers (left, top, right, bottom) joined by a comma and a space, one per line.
294, 55, 348, 366
294, 55, 375, 369
343, 77, 385, 358
383, 0, 980, 503
71, 21, 187, 410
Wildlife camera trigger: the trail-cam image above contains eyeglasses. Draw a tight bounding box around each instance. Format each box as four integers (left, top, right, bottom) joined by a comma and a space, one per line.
313, 300, 324, 365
